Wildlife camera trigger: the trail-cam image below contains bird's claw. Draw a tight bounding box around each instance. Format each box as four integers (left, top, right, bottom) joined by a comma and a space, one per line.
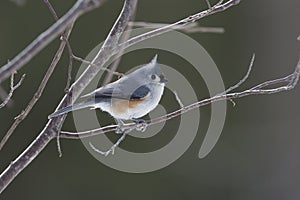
133, 119, 148, 132
115, 126, 125, 134
115, 119, 125, 134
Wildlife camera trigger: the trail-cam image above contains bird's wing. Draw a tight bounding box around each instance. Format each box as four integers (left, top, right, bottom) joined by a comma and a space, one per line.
82, 84, 150, 100
127, 85, 151, 100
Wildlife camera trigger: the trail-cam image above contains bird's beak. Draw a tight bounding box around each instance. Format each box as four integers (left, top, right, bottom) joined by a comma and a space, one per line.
159, 75, 168, 83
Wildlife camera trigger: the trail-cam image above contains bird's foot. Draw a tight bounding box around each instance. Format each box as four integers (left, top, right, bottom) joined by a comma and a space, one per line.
115, 119, 125, 134
115, 126, 125, 134
133, 118, 148, 132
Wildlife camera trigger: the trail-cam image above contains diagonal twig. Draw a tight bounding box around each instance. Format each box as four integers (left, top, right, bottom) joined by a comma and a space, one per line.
205, 0, 212, 9
0, 25, 74, 151
89, 131, 128, 156
128, 21, 225, 34
0, 73, 25, 109
0, 86, 14, 107
72, 55, 124, 77
220, 53, 255, 95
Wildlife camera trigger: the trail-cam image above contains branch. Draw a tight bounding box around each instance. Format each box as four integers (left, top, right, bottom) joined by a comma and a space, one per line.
0, 0, 136, 194
60, 55, 300, 140
220, 53, 255, 95
0, 0, 106, 83
89, 128, 131, 156
0, 86, 13, 107
128, 21, 225, 34
72, 55, 124, 77
205, 0, 212, 9
0, 72, 26, 109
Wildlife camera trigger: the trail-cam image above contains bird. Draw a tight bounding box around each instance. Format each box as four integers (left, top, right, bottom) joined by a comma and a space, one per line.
48, 55, 168, 131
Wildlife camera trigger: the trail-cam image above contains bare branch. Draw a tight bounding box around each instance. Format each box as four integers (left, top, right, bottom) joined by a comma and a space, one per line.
60, 55, 300, 140
101, 53, 124, 86
128, 21, 225, 34
0, 73, 25, 109
0, 86, 14, 107
43, 0, 60, 21
220, 53, 255, 95
64, 39, 74, 92
173, 90, 184, 108
89, 131, 128, 156
10, 0, 27, 6
72, 55, 124, 77
89, 121, 142, 156
205, 0, 212, 9
0, 0, 106, 83
43, 0, 75, 92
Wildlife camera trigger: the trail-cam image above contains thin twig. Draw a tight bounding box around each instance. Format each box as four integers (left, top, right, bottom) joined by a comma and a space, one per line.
0, 25, 75, 152
0, 0, 106, 82
173, 90, 184, 108
60, 55, 300, 140
43, 0, 75, 92
72, 55, 124, 77
119, 0, 240, 51
101, 54, 123, 86
0, 73, 26, 109
64, 38, 74, 92
89, 131, 127, 156
181, 26, 224, 34
128, 21, 225, 34
43, 0, 60, 21
0, 86, 13, 107
220, 53, 255, 95
205, 0, 211, 9
89, 123, 137, 156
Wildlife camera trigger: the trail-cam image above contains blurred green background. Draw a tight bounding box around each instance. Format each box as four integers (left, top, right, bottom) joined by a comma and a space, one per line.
0, 0, 300, 199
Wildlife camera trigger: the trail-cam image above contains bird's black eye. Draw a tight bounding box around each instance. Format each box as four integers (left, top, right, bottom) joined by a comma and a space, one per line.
151, 74, 156, 80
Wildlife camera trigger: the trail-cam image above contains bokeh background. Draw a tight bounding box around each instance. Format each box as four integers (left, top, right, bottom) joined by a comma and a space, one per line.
0, 0, 300, 199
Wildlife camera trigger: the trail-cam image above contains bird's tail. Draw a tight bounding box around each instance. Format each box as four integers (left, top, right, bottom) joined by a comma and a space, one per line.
48, 100, 95, 119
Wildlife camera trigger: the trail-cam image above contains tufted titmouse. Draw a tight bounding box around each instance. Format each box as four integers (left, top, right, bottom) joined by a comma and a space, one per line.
48, 55, 168, 128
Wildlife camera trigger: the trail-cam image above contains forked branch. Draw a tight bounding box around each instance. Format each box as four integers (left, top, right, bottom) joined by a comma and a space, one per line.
0, 72, 25, 109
